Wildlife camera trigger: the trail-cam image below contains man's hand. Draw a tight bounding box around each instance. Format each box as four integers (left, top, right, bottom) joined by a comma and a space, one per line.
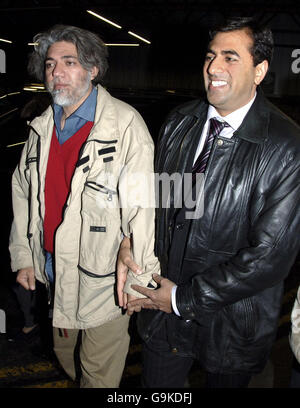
16, 267, 35, 290
127, 273, 175, 315
117, 236, 142, 308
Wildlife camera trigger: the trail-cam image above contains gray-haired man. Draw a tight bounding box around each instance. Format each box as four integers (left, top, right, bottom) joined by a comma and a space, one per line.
9, 25, 159, 387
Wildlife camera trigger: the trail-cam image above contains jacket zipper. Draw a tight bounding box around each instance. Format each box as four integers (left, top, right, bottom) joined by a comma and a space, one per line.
84, 181, 117, 201
163, 117, 200, 246
29, 126, 51, 304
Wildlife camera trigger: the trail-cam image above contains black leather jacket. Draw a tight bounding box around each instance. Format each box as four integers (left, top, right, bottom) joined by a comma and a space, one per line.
137, 89, 300, 374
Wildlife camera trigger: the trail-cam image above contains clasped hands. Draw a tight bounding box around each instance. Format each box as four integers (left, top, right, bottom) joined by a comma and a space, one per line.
117, 237, 176, 316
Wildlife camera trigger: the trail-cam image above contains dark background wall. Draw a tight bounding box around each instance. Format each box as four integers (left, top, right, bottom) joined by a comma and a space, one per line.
0, 1, 299, 98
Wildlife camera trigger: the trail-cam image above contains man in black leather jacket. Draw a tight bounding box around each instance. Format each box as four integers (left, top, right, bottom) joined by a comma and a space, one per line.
117, 17, 300, 387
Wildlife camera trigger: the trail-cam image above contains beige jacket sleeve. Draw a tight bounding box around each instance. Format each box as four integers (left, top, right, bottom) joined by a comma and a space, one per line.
120, 113, 160, 298
290, 286, 300, 363
9, 140, 33, 272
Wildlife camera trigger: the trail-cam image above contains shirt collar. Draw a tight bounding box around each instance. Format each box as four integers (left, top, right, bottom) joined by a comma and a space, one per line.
53, 86, 98, 123
207, 92, 257, 131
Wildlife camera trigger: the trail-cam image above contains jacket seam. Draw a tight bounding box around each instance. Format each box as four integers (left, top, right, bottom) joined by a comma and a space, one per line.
78, 264, 115, 278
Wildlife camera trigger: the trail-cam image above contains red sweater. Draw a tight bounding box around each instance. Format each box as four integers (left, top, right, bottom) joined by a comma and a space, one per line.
43, 121, 93, 253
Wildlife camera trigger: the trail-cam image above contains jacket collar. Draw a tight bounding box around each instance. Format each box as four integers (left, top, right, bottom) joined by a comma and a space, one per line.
233, 87, 269, 144
175, 87, 269, 145
28, 84, 118, 142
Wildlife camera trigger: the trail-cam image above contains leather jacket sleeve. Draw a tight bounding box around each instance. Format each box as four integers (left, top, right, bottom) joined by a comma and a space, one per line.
176, 149, 300, 323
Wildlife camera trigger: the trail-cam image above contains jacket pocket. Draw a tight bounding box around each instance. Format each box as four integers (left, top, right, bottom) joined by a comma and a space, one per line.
79, 183, 122, 276
84, 180, 118, 205
24, 156, 37, 184
224, 297, 257, 340
77, 271, 118, 323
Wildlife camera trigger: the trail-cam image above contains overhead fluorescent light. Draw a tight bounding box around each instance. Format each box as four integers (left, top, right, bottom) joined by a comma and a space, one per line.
87, 10, 122, 29
7, 141, 26, 148
0, 92, 21, 99
105, 43, 140, 47
128, 31, 151, 44
23, 87, 39, 92
0, 107, 18, 119
0, 38, 12, 44
23, 88, 47, 92
28, 42, 39, 46
23, 83, 45, 92
29, 85, 45, 89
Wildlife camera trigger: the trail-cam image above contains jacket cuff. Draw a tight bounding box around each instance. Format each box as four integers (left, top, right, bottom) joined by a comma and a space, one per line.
10, 257, 33, 273
175, 284, 197, 320
124, 271, 157, 298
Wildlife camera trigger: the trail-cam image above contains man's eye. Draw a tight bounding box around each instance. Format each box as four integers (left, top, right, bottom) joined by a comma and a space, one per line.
45, 63, 54, 69
205, 55, 214, 62
66, 61, 75, 66
225, 57, 237, 62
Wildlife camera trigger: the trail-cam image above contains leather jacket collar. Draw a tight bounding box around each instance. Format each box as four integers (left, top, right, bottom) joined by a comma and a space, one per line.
174, 87, 270, 145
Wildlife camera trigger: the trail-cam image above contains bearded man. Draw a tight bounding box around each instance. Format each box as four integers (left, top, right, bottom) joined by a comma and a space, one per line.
9, 25, 159, 388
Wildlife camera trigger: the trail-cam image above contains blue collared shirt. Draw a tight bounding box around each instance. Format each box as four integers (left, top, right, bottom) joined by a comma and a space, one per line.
45, 87, 98, 282
53, 86, 97, 144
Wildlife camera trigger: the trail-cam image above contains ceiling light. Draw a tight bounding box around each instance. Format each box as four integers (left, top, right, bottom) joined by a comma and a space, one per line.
28, 42, 38, 46
87, 10, 122, 29
0, 108, 18, 119
23, 87, 39, 92
0, 92, 20, 99
7, 141, 26, 148
23, 86, 47, 92
105, 43, 139, 47
0, 38, 12, 44
23, 83, 45, 91
128, 31, 151, 44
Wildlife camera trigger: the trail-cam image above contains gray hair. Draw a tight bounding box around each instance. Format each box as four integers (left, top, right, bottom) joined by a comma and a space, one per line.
27, 25, 108, 83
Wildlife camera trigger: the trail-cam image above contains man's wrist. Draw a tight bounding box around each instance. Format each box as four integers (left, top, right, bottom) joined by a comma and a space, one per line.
171, 285, 181, 316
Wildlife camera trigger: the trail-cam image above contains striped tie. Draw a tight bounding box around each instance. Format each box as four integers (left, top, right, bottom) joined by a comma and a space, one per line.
192, 118, 229, 182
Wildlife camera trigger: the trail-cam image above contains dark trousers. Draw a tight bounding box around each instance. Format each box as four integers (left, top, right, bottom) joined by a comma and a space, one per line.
290, 357, 300, 388
13, 283, 37, 328
141, 320, 252, 388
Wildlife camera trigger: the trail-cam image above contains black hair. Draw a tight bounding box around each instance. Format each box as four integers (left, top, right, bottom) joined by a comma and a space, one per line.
209, 17, 274, 66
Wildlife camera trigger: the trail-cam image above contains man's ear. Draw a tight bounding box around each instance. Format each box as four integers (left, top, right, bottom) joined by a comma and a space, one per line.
90, 66, 99, 81
254, 60, 268, 85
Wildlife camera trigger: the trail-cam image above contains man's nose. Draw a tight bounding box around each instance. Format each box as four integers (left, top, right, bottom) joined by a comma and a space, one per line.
52, 62, 64, 78
207, 57, 224, 75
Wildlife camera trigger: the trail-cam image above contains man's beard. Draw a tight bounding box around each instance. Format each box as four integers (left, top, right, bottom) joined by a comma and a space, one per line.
46, 71, 91, 107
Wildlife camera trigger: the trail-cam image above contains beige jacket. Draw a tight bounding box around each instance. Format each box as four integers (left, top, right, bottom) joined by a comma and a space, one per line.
9, 85, 160, 329
290, 286, 300, 363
